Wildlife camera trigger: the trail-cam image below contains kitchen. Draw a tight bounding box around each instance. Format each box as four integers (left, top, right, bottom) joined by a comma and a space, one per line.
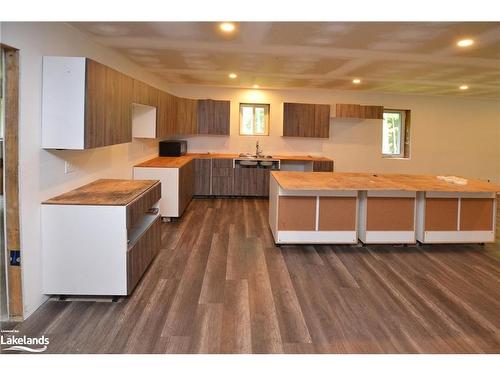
1, 16, 500, 363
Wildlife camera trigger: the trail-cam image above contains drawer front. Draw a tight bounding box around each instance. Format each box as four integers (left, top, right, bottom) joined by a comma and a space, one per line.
126, 182, 161, 229
211, 158, 233, 176
127, 216, 161, 294
312, 160, 334, 172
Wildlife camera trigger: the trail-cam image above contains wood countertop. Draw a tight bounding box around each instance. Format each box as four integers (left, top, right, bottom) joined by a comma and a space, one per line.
43, 179, 160, 206
134, 153, 333, 168
271, 171, 500, 192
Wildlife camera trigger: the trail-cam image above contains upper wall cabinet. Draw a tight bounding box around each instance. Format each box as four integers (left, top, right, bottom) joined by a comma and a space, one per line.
177, 97, 198, 135
133, 79, 158, 107
283, 102, 330, 138
156, 91, 178, 139
197, 99, 230, 135
42, 57, 133, 149
335, 104, 384, 120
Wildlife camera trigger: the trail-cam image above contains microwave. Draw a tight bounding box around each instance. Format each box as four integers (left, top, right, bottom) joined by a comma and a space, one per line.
159, 140, 187, 157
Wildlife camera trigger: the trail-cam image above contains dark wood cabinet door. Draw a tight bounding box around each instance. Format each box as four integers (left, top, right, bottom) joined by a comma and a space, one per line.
85, 59, 133, 148
194, 158, 211, 195
177, 98, 198, 135
314, 104, 330, 138
132, 79, 158, 107
179, 160, 194, 215
233, 167, 270, 196
213, 100, 230, 135
312, 160, 334, 172
283, 102, 318, 138
157, 91, 178, 139
197, 99, 230, 135
211, 158, 234, 195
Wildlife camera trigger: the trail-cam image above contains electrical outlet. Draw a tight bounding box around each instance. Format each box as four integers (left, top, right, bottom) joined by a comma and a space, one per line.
64, 161, 77, 174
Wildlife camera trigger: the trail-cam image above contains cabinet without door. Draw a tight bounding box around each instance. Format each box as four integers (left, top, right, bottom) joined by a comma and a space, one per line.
197, 99, 230, 135
283, 102, 330, 138
42, 57, 133, 149
211, 158, 234, 195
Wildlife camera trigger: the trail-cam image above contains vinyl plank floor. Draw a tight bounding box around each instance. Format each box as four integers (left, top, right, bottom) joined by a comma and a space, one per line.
5, 197, 500, 354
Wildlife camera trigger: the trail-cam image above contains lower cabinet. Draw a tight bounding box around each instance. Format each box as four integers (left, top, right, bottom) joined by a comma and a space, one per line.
312, 160, 334, 172
233, 167, 270, 196
194, 158, 212, 195
133, 161, 194, 218
127, 216, 161, 293
211, 158, 234, 195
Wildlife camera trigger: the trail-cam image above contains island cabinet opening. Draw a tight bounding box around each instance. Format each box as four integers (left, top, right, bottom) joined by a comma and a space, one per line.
358, 191, 417, 244
416, 192, 497, 243
269, 175, 359, 244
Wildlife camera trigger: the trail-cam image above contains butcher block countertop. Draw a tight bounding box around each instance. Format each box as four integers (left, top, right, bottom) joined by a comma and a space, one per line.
43, 179, 160, 206
272, 171, 500, 192
134, 153, 333, 168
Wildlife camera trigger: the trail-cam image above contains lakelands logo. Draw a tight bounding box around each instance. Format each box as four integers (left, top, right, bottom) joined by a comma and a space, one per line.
1, 330, 49, 353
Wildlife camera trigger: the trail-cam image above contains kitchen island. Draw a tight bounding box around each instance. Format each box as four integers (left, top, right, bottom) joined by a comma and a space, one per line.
269, 171, 500, 245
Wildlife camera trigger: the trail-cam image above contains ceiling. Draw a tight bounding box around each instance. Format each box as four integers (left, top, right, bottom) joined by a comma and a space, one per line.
70, 22, 500, 99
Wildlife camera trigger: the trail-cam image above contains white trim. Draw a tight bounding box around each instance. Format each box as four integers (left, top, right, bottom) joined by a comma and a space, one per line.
276, 231, 357, 244
278, 188, 357, 197
367, 190, 416, 198
421, 231, 495, 244
363, 231, 416, 244
315, 197, 319, 231
425, 191, 495, 199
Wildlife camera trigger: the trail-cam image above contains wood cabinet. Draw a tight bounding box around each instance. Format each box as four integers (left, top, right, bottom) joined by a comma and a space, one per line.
211, 158, 234, 195
233, 168, 270, 196
157, 91, 178, 139
178, 160, 195, 215
335, 104, 384, 119
312, 160, 334, 172
42, 179, 161, 295
132, 79, 158, 107
177, 97, 198, 135
198, 99, 230, 135
194, 158, 212, 195
42, 57, 133, 149
283, 102, 330, 138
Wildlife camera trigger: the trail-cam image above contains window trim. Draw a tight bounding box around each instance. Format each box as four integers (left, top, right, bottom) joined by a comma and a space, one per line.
382, 109, 407, 159
239, 103, 270, 136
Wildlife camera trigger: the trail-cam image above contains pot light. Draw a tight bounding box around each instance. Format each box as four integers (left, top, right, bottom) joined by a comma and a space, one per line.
352, 78, 361, 84
228, 73, 237, 79
459, 85, 469, 90
457, 39, 474, 47
220, 23, 235, 33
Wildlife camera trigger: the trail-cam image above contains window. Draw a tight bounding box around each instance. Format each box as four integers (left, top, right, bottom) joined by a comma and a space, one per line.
239, 103, 270, 136
382, 109, 410, 158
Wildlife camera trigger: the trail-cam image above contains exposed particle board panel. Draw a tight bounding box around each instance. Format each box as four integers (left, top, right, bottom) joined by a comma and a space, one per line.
459, 198, 494, 231
366, 197, 415, 231
318, 197, 356, 231
278, 196, 316, 231
424, 198, 459, 231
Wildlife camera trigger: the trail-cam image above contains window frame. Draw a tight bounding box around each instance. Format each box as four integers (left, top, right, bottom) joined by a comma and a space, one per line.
382, 109, 407, 159
239, 103, 270, 136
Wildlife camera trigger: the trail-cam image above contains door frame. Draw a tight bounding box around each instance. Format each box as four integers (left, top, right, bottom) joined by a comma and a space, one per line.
1, 44, 23, 319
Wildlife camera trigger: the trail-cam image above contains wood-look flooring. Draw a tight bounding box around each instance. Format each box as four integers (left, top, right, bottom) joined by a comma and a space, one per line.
5, 198, 500, 354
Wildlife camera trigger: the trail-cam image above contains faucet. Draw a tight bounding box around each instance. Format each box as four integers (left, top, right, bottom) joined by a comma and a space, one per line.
256, 140, 263, 157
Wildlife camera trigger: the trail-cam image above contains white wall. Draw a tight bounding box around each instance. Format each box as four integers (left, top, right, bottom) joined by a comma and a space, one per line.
1, 22, 170, 318
168, 85, 500, 184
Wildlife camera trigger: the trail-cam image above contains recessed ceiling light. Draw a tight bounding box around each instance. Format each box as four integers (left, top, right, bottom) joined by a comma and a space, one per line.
459, 85, 469, 90
352, 78, 361, 84
253, 84, 260, 89
228, 73, 237, 79
219, 23, 235, 33
457, 39, 474, 47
